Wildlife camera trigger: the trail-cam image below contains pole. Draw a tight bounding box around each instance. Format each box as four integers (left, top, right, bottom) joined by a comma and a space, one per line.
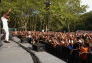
44, 0, 51, 32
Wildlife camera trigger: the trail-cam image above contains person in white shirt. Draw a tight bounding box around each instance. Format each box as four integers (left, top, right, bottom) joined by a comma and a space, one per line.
1, 9, 11, 43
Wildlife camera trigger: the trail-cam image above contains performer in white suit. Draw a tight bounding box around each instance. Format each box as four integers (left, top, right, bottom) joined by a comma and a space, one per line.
1, 9, 11, 43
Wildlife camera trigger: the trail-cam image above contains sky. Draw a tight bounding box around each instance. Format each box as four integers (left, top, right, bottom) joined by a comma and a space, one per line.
81, 0, 92, 12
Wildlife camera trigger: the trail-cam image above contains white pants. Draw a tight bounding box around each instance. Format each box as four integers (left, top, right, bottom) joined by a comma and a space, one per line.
3, 28, 9, 41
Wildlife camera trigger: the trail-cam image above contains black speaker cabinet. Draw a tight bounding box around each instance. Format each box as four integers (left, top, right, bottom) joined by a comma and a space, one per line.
32, 43, 45, 52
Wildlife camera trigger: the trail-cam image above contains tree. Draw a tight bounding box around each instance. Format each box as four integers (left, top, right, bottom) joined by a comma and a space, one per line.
80, 11, 92, 30
49, 0, 87, 31
0, 0, 87, 31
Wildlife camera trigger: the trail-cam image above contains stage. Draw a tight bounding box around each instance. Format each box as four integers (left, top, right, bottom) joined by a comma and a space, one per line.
0, 40, 66, 63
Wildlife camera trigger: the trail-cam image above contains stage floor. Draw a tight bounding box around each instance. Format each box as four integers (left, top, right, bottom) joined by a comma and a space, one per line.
0, 40, 66, 63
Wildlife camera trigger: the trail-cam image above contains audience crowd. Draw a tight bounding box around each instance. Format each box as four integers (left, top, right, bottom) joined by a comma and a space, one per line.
12, 31, 92, 63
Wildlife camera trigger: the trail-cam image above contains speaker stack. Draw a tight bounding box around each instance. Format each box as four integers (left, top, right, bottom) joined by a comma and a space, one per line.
32, 43, 45, 52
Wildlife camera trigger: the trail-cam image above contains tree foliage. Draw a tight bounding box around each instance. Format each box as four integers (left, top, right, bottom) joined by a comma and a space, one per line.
0, 0, 88, 31
79, 11, 92, 30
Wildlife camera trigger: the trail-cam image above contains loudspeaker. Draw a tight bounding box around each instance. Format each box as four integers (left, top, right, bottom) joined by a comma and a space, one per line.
21, 38, 32, 43
21, 38, 28, 43
32, 43, 45, 52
